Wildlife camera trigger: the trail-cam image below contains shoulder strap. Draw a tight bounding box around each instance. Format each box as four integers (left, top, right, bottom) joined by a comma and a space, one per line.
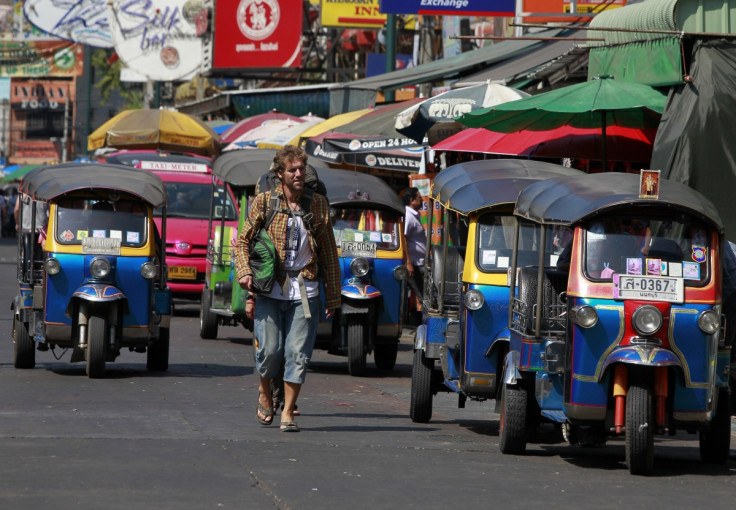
263, 194, 279, 230
299, 189, 315, 232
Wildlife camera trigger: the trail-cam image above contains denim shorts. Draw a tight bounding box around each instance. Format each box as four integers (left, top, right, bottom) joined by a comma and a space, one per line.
253, 295, 321, 384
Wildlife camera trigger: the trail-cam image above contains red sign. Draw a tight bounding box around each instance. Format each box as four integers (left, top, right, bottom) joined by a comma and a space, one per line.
213, 0, 303, 69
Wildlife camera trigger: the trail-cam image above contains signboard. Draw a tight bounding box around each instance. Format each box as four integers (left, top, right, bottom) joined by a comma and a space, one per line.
321, 0, 386, 28
138, 161, 209, 172
213, 0, 303, 69
23, 0, 113, 48
10, 79, 69, 110
109, 0, 209, 81
0, 41, 83, 77
378, 0, 515, 16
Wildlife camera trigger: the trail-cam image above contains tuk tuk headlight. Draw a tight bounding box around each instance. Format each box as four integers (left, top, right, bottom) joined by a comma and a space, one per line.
570, 305, 598, 328
632, 305, 662, 336
463, 289, 484, 310
44, 258, 61, 275
89, 257, 111, 278
140, 261, 157, 279
350, 258, 370, 277
393, 264, 409, 281
698, 309, 720, 334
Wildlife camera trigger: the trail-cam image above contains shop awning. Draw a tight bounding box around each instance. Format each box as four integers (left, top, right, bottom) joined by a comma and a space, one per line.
454, 38, 582, 87
329, 30, 561, 114
586, 0, 736, 86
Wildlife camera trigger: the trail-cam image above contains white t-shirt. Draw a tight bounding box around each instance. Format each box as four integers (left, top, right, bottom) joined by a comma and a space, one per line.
267, 215, 319, 301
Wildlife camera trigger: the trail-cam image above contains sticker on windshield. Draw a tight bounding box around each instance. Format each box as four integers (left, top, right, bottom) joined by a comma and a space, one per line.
77, 230, 89, 240
669, 263, 683, 277
61, 230, 74, 242
382, 233, 392, 243
692, 245, 706, 263
110, 230, 123, 240
627, 258, 642, 275
127, 232, 140, 244
482, 250, 497, 265
646, 258, 661, 276
92, 230, 106, 238
683, 262, 700, 280
369, 232, 381, 242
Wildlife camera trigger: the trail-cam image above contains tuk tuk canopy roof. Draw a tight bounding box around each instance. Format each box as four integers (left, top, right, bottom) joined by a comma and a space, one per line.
431, 159, 584, 215
20, 163, 168, 208
514, 172, 724, 231
212, 149, 278, 186
318, 167, 404, 216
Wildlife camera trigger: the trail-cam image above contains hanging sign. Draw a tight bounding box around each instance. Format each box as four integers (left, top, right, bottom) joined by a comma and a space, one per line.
23, 0, 113, 48
378, 0, 515, 16
110, 0, 209, 81
213, 0, 303, 69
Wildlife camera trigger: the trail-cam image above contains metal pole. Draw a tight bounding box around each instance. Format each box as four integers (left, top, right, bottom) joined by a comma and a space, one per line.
385, 14, 396, 103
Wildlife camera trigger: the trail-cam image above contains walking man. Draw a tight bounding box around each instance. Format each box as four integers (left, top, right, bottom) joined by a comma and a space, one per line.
233, 146, 340, 431
404, 187, 426, 321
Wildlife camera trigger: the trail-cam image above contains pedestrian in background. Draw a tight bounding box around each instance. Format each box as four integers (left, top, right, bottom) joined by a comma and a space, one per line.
404, 187, 426, 322
233, 145, 340, 432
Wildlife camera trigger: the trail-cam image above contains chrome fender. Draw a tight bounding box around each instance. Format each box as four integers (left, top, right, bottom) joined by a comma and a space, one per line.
600, 345, 683, 381
414, 324, 427, 350
72, 283, 126, 302
503, 350, 521, 385
341, 283, 381, 300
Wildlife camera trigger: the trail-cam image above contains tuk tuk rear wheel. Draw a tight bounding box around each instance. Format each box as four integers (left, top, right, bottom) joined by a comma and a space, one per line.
499, 381, 528, 454
410, 349, 433, 423
699, 388, 731, 464
147, 327, 170, 372
374, 341, 398, 370
13, 317, 35, 369
86, 315, 107, 379
199, 286, 218, 340
625, 375, 654, 475
346, 320, 366, 376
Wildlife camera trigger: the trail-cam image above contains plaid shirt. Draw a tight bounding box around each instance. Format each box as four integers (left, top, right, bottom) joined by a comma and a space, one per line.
233, 183, 341, 310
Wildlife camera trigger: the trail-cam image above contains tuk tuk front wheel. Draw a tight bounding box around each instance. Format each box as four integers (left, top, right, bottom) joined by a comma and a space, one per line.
410, 349, 433, 423
199, 286, 218, 340
147, 327, 170, 372
13, 317, 35, 369
499, 380, 529, 454
625, 374, 654, 475
86, 315, 107, 379
346, 319, 366, 376
699, 388, 731, 464
374, 341, 398, 370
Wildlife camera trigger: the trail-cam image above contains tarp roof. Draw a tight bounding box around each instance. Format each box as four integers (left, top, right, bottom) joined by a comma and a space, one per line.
454, 39, 580, 87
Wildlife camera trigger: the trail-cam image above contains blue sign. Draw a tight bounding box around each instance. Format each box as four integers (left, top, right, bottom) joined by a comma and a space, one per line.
378, 0, 515, 16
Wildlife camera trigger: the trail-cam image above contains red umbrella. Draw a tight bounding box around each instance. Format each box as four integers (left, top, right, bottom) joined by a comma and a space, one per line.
432, 125, 657, 162
221, 111, 304, 144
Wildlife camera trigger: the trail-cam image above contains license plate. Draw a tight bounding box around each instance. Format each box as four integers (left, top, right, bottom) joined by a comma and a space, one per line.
613, 274, 684, 303
168, 266, 197, 280
340, 241, 377, 258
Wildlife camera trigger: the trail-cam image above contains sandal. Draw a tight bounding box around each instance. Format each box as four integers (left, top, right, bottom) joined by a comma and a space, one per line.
256, 399, 275, 426
280, 421, 300, 432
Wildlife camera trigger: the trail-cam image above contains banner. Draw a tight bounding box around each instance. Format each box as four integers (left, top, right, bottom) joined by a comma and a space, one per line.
378, 0, 515, 16
0, 41, 84, 77
10, 79, 70, 110
321, 0, 386, 28
213, 0, 303, 69
109, 0, 209, 81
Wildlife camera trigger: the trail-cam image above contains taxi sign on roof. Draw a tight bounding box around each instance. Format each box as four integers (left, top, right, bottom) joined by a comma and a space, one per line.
138, 161, 210, 173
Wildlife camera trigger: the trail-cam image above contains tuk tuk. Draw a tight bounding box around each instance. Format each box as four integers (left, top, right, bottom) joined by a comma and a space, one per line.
12, 163, 171, 378
316, 167, 409, 375
199, 149, 276, 338
410, 159, 583, 423
501, 171, 731, 475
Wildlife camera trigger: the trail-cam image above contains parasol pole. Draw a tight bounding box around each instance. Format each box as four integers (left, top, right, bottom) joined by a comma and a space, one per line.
601, 112, 607, 171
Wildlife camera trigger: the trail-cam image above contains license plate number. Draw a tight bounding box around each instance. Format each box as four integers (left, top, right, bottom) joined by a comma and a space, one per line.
340, 241, 377, 258
613, 274, 684, 303
168, 266, 197, 280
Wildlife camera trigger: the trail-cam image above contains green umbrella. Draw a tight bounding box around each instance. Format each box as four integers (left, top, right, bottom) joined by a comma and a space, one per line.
457, 75, 667, 169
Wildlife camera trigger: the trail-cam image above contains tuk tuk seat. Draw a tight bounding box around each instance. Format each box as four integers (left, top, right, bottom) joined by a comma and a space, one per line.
430, 244, 464, 310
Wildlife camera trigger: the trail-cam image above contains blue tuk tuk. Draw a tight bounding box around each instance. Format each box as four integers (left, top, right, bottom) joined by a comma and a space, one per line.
409, 159, 582, 422
501, 171, 731, 474
12, 163, 171, 378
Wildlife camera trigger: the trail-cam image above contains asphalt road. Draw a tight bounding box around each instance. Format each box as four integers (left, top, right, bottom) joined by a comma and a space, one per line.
0, 235, 734, 510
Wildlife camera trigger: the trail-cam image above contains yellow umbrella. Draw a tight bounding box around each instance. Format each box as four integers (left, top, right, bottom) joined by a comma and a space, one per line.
87, 109, 221, 157
286, 108, 373, 148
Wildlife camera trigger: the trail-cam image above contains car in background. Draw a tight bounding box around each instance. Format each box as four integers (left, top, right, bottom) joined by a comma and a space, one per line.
104, 150, 239, 300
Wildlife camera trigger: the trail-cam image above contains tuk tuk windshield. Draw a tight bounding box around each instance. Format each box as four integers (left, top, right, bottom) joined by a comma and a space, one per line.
331, 207, 401, 252
154, 182, 237, 220
583, 217, 711, 285
55, 198, 149, 247
478, 213, 568, 272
